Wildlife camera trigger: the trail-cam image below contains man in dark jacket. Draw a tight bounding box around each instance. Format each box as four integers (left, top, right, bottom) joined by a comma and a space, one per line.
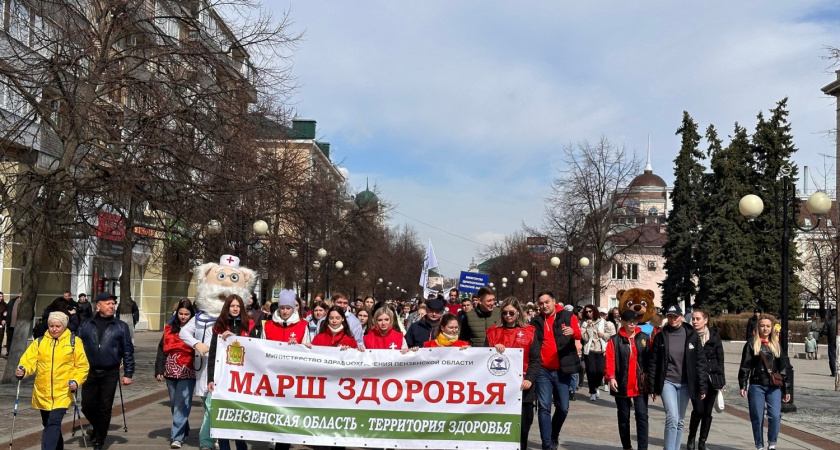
822, 311, 838, 377
647, 305, 708, 450
459, 286, 500, 347
406, 299, 445, 347
77, 292, 135, 450
745, 308, 761, 341
530, 291, 582, 450
76, 293, 93, 322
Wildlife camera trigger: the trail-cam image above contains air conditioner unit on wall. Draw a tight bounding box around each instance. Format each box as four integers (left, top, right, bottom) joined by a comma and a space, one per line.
647, 260, 657, 270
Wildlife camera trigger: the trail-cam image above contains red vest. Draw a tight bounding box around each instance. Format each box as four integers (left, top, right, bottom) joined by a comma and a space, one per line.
312, 330, 358, 348
364, 327, 404, 350
264, 320, 309, 343
486, 325, 536, 373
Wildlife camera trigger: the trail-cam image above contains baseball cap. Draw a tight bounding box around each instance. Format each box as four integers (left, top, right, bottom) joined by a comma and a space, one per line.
665, 304, 683, 316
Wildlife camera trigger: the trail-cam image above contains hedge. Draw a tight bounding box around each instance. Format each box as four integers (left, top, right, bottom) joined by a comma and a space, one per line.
711, 314, 827, 344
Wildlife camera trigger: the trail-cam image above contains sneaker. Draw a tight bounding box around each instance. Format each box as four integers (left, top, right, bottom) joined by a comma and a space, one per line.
569, 392, 576, 401
170, 442, 182, 449
589, 393, 597, 401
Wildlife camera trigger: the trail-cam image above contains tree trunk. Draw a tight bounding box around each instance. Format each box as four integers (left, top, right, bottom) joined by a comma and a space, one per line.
118, 202, 137, 340
1, 237, 42, 384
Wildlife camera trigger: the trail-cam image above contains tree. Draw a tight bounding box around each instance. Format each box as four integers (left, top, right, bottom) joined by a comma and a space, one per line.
537, 137, 644, 305
661, 112, 706, 311
695, 124, 756, 314
747, 98, 804, 317
0, 0, 300, 383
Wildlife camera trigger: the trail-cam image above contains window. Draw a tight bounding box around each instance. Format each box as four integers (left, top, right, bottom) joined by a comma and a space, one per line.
32, 14, 57, 57
0, 74, 31, 116
611, 262, 639, 281
9, 0, 31, 45
155, 0, 181, 43
648, 207, 659, 216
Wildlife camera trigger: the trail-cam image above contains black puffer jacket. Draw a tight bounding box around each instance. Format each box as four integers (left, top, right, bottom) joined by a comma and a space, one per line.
646, 322, 708, 399
77, 315, 135, 378
738, 341, 791, 395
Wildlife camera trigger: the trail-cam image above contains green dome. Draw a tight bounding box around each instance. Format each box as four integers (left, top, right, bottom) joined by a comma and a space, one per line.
355, 189, 379, 208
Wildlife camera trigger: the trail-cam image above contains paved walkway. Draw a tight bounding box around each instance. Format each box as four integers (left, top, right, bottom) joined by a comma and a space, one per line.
0, 333, 838, 449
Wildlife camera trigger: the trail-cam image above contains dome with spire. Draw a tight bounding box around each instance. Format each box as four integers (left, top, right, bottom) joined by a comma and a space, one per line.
355, 179, 380, 209
629, 135, 667, 188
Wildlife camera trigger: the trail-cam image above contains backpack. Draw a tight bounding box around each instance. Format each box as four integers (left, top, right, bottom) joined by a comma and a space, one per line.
38, 333, 77, 348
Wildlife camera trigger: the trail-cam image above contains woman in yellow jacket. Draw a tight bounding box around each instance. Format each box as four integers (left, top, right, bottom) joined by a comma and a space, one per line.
15, 311, 89, 450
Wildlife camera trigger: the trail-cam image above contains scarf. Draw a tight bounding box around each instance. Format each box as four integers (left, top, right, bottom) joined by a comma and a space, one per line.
697, 326, 709, 345
329, 324, 344, 334
435, 331, 459, 347
274, 310, 301, 327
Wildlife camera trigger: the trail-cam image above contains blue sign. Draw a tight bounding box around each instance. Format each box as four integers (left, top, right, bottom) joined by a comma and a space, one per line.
458, 271, 489, 294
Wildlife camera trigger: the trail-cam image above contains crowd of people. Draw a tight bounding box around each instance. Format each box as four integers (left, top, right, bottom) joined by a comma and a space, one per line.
10, 284, 815, 450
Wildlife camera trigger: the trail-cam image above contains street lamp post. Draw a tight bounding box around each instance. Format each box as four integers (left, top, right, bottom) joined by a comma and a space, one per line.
739, 165, 832, 414
550, 247, 591, 305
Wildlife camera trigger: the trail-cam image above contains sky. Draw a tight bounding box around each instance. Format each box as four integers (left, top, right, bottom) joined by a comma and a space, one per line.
265, 0, 840, 280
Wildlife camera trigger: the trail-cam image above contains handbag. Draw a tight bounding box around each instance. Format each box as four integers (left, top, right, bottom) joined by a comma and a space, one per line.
714, 389, 725, 413
760, 351, 784, 387
708, 372, 725, 390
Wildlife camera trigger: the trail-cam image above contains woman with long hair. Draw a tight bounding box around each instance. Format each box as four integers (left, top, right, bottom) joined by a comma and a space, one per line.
581, 304, 616, 402
154, 298, 196, 449
357, 308, 372, 335
738, 314, 790, 450
364, 306, 411, 351
311, 306, 358, 349
207, 295, 261, 450
424, 313, 470, 348
308, 301, 329, 337
685, 309, 725, 450
485, 298, 540, 450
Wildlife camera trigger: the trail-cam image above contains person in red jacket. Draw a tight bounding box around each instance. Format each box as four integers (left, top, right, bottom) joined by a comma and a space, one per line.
207, 294, 260, 450
424, 313, 470, 348
486, 297, 541, 450
364, 306, 410, 351
605, 309, 651, 450
154, 298, 196, 449
311, 306, 358, 349
263, 290, 311, 345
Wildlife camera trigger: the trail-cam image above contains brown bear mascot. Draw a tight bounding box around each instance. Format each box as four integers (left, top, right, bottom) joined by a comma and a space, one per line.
616, 288, 658, 338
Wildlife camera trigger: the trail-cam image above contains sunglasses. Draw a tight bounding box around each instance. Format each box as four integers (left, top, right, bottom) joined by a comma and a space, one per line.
501, 310, 517, 317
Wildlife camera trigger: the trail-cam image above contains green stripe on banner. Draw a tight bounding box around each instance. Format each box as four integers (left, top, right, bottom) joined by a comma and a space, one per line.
211, 399, 520, 442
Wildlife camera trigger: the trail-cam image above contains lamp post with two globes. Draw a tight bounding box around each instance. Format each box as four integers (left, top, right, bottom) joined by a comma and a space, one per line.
738, 164, 832, 413
550, 246, 591, 305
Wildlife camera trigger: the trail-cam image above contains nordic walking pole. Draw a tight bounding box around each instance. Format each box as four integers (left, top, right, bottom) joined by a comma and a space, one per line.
117, 380, 127, 432
10, 366, 23, 450
71, 382, 87, 448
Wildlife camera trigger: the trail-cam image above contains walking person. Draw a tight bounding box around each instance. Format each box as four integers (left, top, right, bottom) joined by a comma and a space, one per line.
531, 291, 582, 450
424, 313, 470, 348
207, 294, 261, 450
364, 306, 410, 351
0, 291, 6, 355
310, 305, 359, 349
76, 293, 93, 322
486, 298, 541, 450
155, 298, 197, 449
605, 309, 650, 450
15, 311, 89, 450
822, 311, 838, 376
646, 305, 707, 450
77, 292, 135, 450
406, 299, 445, 348
738, 314, 791, 450
263, 290, 311, 345
459, 286, 500, 347
581, 304, 615, 401
686, 309, 725, 450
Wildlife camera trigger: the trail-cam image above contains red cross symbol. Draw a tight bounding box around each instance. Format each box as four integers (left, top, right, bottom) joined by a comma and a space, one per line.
290, 332, 296, 339
226, 256, 235, 263
517, 331, 524, 338
389, 343, 397, 349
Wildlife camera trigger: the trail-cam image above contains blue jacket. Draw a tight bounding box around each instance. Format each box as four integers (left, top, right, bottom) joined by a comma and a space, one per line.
77, 315, 135, 378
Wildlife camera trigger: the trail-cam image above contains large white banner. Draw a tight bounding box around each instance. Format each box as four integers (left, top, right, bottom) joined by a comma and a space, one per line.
210, 337, 523, 449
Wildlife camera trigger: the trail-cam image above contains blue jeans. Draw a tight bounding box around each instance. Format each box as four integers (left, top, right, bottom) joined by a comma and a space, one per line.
570, 373, 579, 392
536, 368, 572, 449
661, 381, 690, 450
748, 384, 781, 448
166, 378, 195, 442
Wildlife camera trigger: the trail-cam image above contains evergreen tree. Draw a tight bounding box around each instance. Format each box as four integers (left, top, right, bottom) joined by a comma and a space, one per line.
747, 98, 803, 317
696, 124, 755, 314
661, 112, 706, 311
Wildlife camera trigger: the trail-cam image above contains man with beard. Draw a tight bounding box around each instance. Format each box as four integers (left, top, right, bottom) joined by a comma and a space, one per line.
180, 255, 257, 450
